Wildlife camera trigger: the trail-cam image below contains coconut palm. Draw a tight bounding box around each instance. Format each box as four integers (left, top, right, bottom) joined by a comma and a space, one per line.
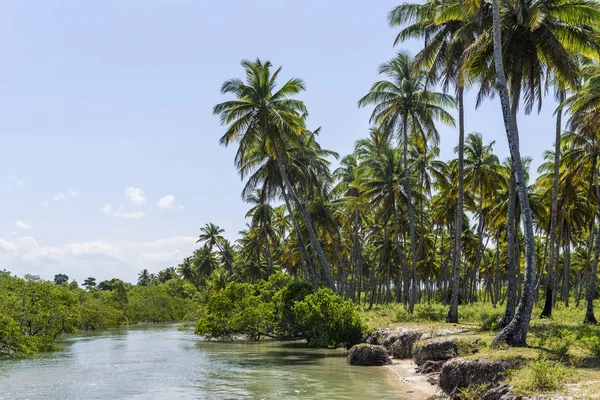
213, 59, 335, 288
359, 51, 455, 312
389, 0, 477, 322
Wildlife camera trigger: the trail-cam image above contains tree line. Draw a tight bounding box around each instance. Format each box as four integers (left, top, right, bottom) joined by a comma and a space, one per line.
182, 0, 600, 348
0, 270, 197, 359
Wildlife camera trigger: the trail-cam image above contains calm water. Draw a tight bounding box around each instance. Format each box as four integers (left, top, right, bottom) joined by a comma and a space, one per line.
0, 324, 411, 399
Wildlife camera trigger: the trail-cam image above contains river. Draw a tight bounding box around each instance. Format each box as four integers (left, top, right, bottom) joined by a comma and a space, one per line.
0, 324, 412, 399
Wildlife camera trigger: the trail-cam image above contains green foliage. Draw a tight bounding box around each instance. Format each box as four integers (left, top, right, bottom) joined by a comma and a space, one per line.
0, 270, 199, 359
457, 384, 490, 400
194, 276, 364, 348
480, 311, 503, 331
511, 358, 570, 394
293, 288, 365, 348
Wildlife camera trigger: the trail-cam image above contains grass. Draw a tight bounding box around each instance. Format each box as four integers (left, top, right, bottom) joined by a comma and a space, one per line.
360, 299, 600, 397
510, 357, 571, 394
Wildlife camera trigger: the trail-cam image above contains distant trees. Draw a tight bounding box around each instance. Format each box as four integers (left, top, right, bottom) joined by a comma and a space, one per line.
53, 274, 69, 285
83, 277, 96, 290
0, 269, 199, 358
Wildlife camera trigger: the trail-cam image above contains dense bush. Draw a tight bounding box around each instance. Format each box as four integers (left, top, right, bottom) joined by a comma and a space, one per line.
294, 288, 365, 348
194, 275, 365, 348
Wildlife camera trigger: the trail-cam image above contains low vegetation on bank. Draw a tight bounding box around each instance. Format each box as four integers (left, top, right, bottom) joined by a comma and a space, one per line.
0, 270, 197, 359
361, 300, 600, 398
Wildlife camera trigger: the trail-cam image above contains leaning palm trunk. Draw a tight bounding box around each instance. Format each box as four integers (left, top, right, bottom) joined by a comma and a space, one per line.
447, 87, 465, 323
402, 115, 418, 313
282, 189, 317, 289
273, 147, 336, 289
491, 0, 537, 347
540, 92, 563, 317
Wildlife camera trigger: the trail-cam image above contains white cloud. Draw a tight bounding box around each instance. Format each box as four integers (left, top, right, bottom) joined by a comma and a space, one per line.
53, 188, 82, 202
53, 192, 67, 201
122, 211, 145, 219
125, 187, 146, 205
102, 204, 145, 219
0, 235, 197, 284
3, 174, 24, 189
102, 203, 114, 216
157, 194, 176, 210
15, 220, 31, 230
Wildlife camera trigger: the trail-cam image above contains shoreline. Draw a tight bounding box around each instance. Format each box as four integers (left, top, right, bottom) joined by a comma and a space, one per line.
383, 359, 438, 399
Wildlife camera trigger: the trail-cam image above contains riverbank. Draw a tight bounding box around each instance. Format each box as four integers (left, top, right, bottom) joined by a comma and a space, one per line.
360, 303, 600, 399
385, 360, 438, 399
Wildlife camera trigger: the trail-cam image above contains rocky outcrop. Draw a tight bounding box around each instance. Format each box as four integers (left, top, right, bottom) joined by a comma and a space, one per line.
413, 338, 479, 366
347, 344, 392, 366
389, 331, 425, 359
417, 359, 445, 374
438, 358, 511, 397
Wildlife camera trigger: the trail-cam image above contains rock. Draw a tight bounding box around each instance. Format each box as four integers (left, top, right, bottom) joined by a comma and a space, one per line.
413, 338, 460, 366
418, 360, 445, 374
389, 331, 425, 359
347, 344, 392, 366
479, 384, 515, 400
413, 338, 481, 366
365, 329, 388, 345
426, 395, 450, 400
438, 358, 511, 397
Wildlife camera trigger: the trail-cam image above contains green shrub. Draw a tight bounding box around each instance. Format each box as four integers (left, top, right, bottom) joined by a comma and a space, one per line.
511, 358, 569, 394
457, 384, 490, 400
294, 288, 365, 348
480, 311, 503, 331
582, 336, 600, 358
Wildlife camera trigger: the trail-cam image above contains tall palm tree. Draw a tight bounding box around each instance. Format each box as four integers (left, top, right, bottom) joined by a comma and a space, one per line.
245, 189, 277, 276
359, 51, 455, 312
213, 59, 335, 288
389, 0, 477, 321
564, 63, 600, 323
488, 0, 538, 347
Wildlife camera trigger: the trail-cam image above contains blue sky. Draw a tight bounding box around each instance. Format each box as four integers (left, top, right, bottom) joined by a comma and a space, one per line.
0, 0, 558, 283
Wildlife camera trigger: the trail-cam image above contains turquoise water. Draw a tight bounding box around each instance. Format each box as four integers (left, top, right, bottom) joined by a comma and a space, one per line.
0, 324, 410, 399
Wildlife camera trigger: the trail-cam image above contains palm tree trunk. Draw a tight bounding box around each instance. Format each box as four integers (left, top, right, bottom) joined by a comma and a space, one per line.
540, 91, 563, 317
491, 0, 537, 347
447, 87, 465, 323
563, 227, 570, 307
282, 189, 316, 289
273, 148, 336, 289
584, 159, 600, 324
263, 226, 274, 277
402, 114, 418, 313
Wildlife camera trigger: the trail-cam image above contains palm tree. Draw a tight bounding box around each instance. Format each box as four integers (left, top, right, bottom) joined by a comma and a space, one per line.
389, 0, 476, 321
564, 64, 600, 323
177, 257, 196, 284
192, 245, 219, 279
137, 269, 152, 286
462, 133, 503, 303
245, 189, 277, 276
213, 59, 335, 288
197, 223, 240, 280
488, 0, 538, 347
359, 51, 455, 312
540, 87, 566, 318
